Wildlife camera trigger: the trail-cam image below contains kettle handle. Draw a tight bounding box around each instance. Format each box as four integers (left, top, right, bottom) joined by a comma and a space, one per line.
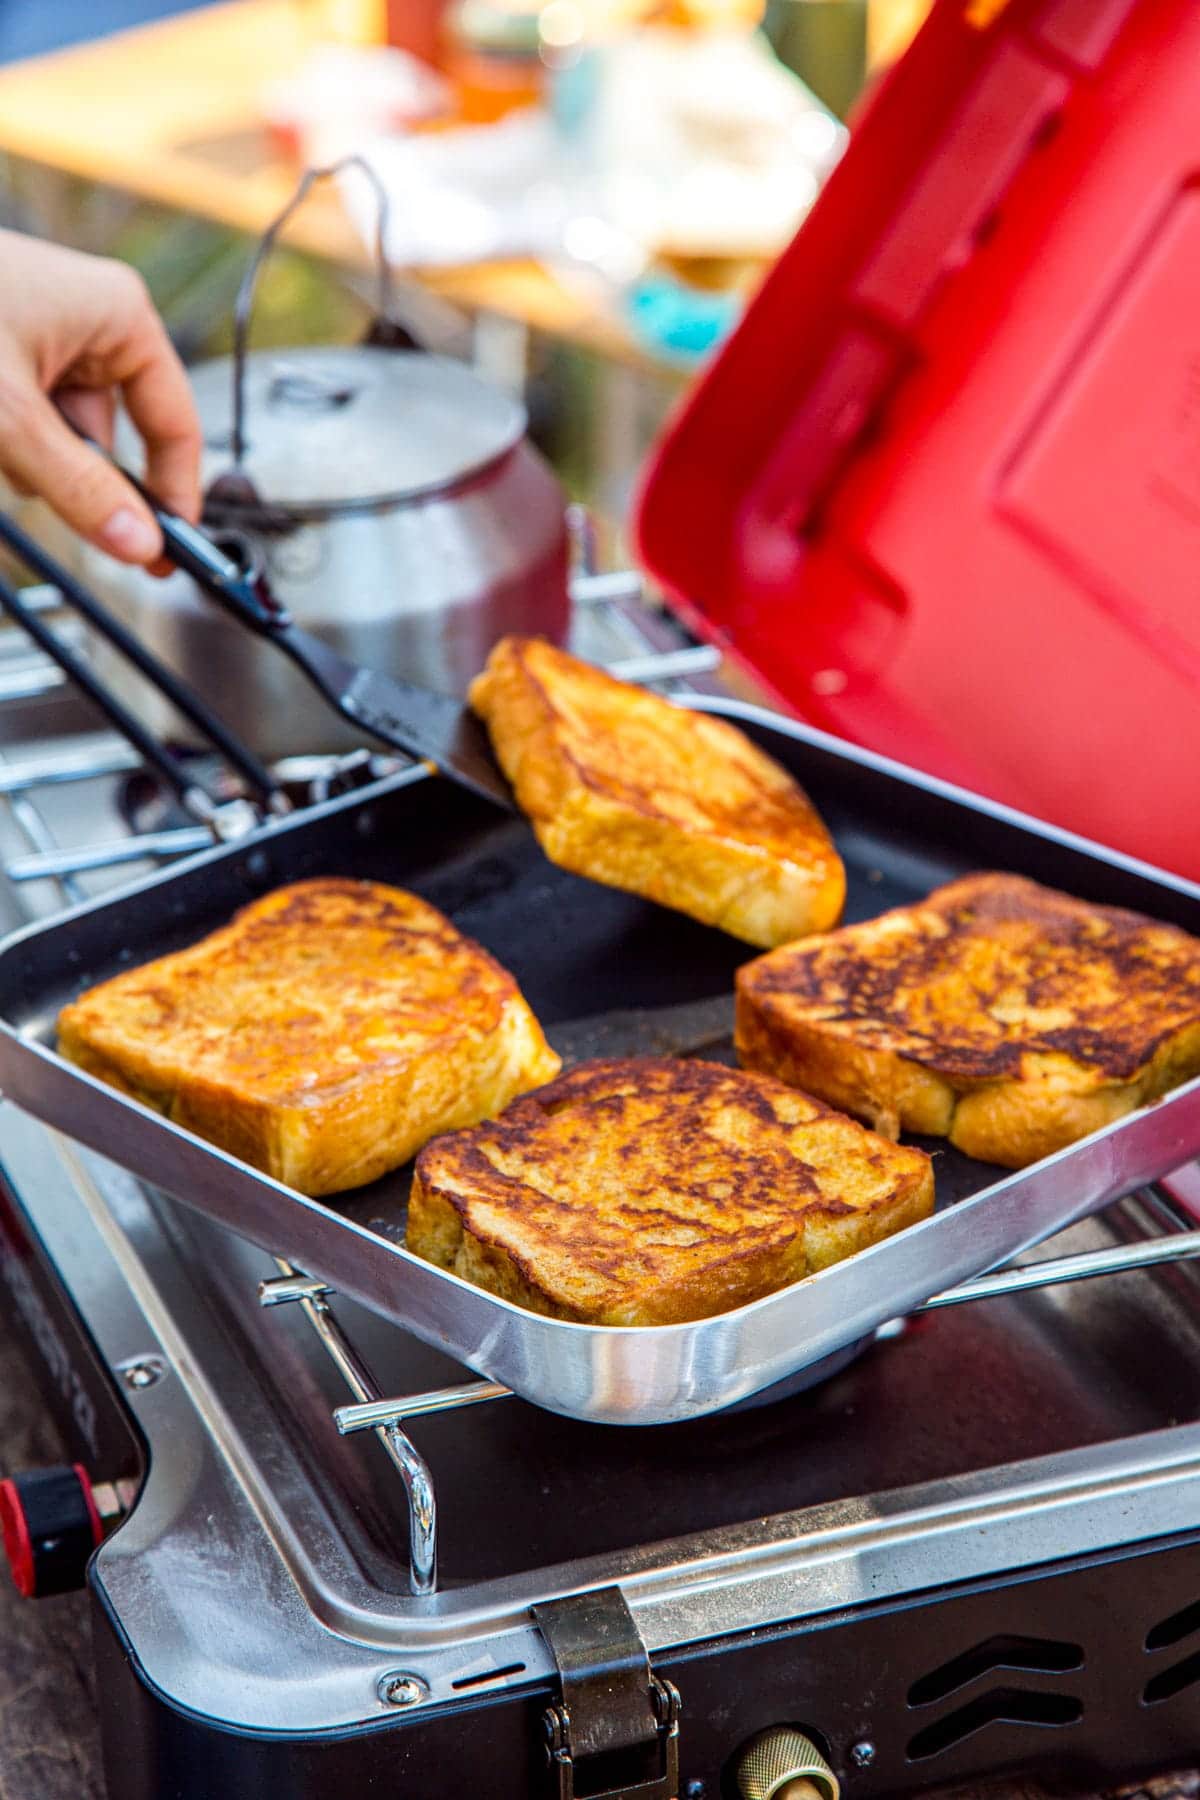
229, 155, 403, 465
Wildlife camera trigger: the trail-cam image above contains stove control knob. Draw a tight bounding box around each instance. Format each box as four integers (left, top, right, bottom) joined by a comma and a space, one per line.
0, 1465, 103, 1598
735, 1729, 840, 1800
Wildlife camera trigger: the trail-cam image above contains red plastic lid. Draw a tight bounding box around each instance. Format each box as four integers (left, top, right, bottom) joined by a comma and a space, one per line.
636, 0, 1200, 883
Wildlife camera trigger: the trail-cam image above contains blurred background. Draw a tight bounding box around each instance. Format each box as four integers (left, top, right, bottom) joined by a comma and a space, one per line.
0, 0, 930, 545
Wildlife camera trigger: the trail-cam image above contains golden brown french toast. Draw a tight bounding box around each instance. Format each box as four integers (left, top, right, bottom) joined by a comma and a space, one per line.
58, 878, 560, 1196
468, 636, 845, 947
408, 1058, 933, 1324
736, 873, 1200, 1168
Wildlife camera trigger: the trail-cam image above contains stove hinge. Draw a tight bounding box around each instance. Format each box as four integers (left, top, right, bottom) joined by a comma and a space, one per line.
534, 1587, 682, 1800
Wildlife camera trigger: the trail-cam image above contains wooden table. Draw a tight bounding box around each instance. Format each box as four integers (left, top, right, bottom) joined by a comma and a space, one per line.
0, 0, 648, 368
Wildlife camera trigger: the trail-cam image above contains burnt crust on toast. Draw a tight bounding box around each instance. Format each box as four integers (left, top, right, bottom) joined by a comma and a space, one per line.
408, 1057, 933, 1325
57, 877, 560, 1196
468, 636, 845, 948
736, 873, 1200, 1167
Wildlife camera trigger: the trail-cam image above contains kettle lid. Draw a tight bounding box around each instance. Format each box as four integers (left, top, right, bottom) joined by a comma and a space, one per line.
187, 346, 528, 515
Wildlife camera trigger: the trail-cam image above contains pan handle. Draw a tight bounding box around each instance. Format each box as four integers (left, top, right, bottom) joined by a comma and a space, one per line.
915, 1226, 1200, 1313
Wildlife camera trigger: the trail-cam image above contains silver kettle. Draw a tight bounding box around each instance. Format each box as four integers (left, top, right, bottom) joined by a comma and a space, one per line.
82, 164, 569, 762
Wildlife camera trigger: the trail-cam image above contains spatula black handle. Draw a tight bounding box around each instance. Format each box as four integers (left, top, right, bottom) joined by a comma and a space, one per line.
74, 428, 290, 634
144, 492, 289, 635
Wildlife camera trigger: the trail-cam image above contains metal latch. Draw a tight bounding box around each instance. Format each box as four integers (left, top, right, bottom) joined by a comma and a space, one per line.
534, 1587, 682, 1800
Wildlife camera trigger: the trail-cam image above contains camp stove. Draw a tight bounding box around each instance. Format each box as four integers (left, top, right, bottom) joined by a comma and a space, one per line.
0, 575, 1198, 1800
3, 0, 1196, 1789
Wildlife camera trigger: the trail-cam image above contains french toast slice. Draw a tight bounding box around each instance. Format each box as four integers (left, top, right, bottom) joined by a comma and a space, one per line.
58, 878, 560, 1196
468, 636, 845, 947
736, 873, 1200, 1168
408, 1058, 933, 1324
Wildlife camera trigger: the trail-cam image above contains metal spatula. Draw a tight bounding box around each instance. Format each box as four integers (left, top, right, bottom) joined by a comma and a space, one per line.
102, 453, 515, 810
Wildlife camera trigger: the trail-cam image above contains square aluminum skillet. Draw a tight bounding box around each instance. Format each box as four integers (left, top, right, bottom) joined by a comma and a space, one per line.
0, 698, 1197, 1426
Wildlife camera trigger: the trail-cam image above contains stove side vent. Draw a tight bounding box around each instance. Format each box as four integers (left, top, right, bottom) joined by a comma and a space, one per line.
906, 1689, 1084, 1763
1145, 1598, 1200, 1653
1143, 1651, 1200, 1709
905, 1633, 1085, 1764
1143, 1595, 1200, 1708
906, 1632, 1083, 1708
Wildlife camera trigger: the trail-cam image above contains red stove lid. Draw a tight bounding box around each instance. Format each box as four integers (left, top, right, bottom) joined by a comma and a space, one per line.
635, 0, 1200, 884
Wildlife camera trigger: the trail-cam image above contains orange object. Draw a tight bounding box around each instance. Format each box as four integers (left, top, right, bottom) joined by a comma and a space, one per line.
446, 45, 543, 119
444, 0, 544, 120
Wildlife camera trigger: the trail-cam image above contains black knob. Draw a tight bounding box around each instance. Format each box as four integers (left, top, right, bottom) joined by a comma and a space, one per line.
0, 1465, 103, 1598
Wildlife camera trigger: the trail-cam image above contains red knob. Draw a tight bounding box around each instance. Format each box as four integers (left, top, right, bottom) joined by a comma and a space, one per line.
0, 1465, 103, 1598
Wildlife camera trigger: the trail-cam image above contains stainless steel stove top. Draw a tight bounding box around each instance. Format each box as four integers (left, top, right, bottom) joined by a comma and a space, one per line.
2, 583, 1200, 1761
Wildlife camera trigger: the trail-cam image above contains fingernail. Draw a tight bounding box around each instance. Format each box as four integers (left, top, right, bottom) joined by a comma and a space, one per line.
100, 507, 160, 562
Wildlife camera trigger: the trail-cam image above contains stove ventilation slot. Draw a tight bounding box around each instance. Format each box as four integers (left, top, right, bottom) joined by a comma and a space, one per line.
1142, 1598, 1200, 1706
1145, 1599, 1200, 1652
907, 1634, 1083, 1708
1143, 1650, 1200, 1708
906, 1689, 1083, 1762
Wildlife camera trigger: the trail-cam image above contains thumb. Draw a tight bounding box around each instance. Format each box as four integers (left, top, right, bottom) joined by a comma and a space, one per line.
0, 380, 162, 565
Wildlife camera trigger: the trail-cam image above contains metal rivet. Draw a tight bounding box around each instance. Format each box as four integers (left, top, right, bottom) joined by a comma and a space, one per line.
850, 1741, 876, 1769
378, 1671, 428, 1708
118, 1356, 166, 1390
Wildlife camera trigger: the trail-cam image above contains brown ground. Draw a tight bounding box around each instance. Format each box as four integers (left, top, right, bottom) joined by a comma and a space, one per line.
0, 1324, 103, 1798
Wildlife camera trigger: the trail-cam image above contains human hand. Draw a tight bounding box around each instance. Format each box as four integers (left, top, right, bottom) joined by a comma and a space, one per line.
0, 229, 202, 572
